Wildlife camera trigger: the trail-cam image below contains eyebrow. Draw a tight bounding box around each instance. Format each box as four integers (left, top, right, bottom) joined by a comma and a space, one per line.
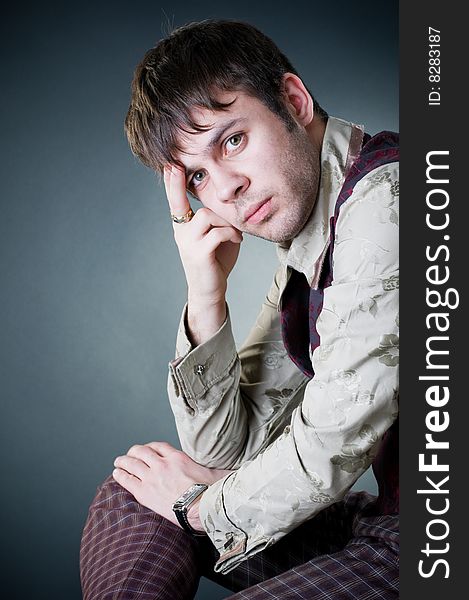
183, 117, 248, 182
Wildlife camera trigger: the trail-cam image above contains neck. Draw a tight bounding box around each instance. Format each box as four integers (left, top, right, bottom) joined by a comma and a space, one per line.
306, 115, 327, 152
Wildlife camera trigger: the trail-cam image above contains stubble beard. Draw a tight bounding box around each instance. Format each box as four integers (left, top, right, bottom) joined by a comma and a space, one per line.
238, 127, 321, 244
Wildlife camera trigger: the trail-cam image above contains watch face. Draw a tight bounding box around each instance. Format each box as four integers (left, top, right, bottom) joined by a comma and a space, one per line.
174, 484, 207, 509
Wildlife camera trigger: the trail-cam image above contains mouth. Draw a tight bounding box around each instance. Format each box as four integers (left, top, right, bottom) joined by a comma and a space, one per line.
243, 198, 272, 224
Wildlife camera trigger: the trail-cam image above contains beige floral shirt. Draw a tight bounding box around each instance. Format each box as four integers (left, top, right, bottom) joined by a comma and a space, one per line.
167, 117, 399, 574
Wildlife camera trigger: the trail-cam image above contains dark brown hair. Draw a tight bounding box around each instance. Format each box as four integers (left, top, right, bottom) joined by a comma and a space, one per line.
124, 19, 327, 173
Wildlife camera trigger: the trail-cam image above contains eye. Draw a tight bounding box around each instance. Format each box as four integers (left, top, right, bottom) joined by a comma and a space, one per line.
190, 170, 206, 188
225, 133, 244, 151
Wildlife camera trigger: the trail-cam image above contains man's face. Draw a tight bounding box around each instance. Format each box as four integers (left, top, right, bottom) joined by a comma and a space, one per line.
175, 91, 321, 243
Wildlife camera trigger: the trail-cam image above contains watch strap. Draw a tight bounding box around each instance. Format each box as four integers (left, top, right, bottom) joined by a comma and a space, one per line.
173, 505, 204, 536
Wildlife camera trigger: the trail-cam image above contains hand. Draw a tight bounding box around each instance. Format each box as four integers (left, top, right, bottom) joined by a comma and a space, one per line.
164, 165, 243, 308
112, 441, 233, 532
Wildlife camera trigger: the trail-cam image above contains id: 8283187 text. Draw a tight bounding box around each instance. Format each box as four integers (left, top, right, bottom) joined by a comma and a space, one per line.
428, 27, 441, 106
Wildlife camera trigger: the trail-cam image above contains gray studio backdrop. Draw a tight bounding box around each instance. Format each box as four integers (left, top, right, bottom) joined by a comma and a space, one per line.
1, 1, 398, 598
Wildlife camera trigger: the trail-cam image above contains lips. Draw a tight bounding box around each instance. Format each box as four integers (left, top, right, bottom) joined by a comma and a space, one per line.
243, 198, 272, 223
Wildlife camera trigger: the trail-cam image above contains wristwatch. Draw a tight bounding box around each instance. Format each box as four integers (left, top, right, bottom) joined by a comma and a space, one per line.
172, 483, 208, 536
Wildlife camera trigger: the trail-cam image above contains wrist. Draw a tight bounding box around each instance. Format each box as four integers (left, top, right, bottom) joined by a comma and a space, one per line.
186, 298, 227, 346
186, 496, 205, 533
187, 290, 226, 312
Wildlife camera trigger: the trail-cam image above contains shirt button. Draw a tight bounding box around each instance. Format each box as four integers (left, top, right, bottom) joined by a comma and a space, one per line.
194, 364, 205, 376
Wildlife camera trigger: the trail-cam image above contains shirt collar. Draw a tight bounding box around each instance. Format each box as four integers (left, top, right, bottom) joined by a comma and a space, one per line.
275, 116, 364, 302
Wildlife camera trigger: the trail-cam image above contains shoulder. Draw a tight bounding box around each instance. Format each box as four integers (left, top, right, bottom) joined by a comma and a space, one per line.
337, 161, 399, 231
355, 160, 399, 197
332, 162, 399, 282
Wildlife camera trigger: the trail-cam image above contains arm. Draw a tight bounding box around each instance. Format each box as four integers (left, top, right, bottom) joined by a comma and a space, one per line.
168, 265, 309, 468
197, 163, 399, 573
164, 164, 308, 468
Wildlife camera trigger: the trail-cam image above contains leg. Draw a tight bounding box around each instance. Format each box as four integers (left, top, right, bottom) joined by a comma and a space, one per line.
80, 475, 359, 598
81, 478, 397, 599
227, 545, 398, 599
80, 475, 209, 600
223, 497, 399, 599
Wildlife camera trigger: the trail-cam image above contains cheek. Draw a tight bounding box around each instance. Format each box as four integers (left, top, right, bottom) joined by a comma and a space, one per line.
251, 146, 285, 180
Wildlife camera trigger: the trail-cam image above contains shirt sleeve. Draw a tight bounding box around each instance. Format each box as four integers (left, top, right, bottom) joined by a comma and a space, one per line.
198, 163, 399, 574
167, 268, 309, 470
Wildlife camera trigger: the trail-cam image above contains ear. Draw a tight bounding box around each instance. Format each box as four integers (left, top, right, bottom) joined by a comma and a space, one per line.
282, 73, 314, 127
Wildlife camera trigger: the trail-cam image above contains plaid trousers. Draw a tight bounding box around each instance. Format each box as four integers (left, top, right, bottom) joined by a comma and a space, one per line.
80, 475, 399, 599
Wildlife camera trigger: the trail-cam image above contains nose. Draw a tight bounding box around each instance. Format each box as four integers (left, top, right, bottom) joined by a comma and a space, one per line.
211, 167, 249, 204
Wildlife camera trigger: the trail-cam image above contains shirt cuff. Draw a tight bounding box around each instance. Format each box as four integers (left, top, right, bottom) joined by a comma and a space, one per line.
199, 473, 273, 574
168, 303, 238, 411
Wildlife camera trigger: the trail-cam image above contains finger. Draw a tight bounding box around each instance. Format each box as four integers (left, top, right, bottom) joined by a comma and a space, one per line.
173, 209, 237, 244
145, 441, 179, 457
163, 165, 171, 198
114, 455, 150, 480
189, 207, 238, 234
113, 468, 141, 495
201, 226, 244, 252
126, 444, 161, 467
165, 165, 191, 218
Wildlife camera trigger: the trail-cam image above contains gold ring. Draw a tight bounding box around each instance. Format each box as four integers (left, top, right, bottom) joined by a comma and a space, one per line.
171, 208, 195, 224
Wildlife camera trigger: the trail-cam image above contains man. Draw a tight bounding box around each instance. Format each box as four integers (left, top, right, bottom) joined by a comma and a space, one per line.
80, 19, 399, 599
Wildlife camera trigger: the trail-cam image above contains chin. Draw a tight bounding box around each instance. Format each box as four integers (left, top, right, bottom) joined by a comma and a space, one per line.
248, 223, 298, 244
268, 210, 312, 243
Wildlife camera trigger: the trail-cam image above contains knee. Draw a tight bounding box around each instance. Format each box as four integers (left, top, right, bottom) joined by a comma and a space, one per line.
81, 472, 164, 545
80, 474, 162, 598
87, 473, 140, 513
80, 474, 200, 600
